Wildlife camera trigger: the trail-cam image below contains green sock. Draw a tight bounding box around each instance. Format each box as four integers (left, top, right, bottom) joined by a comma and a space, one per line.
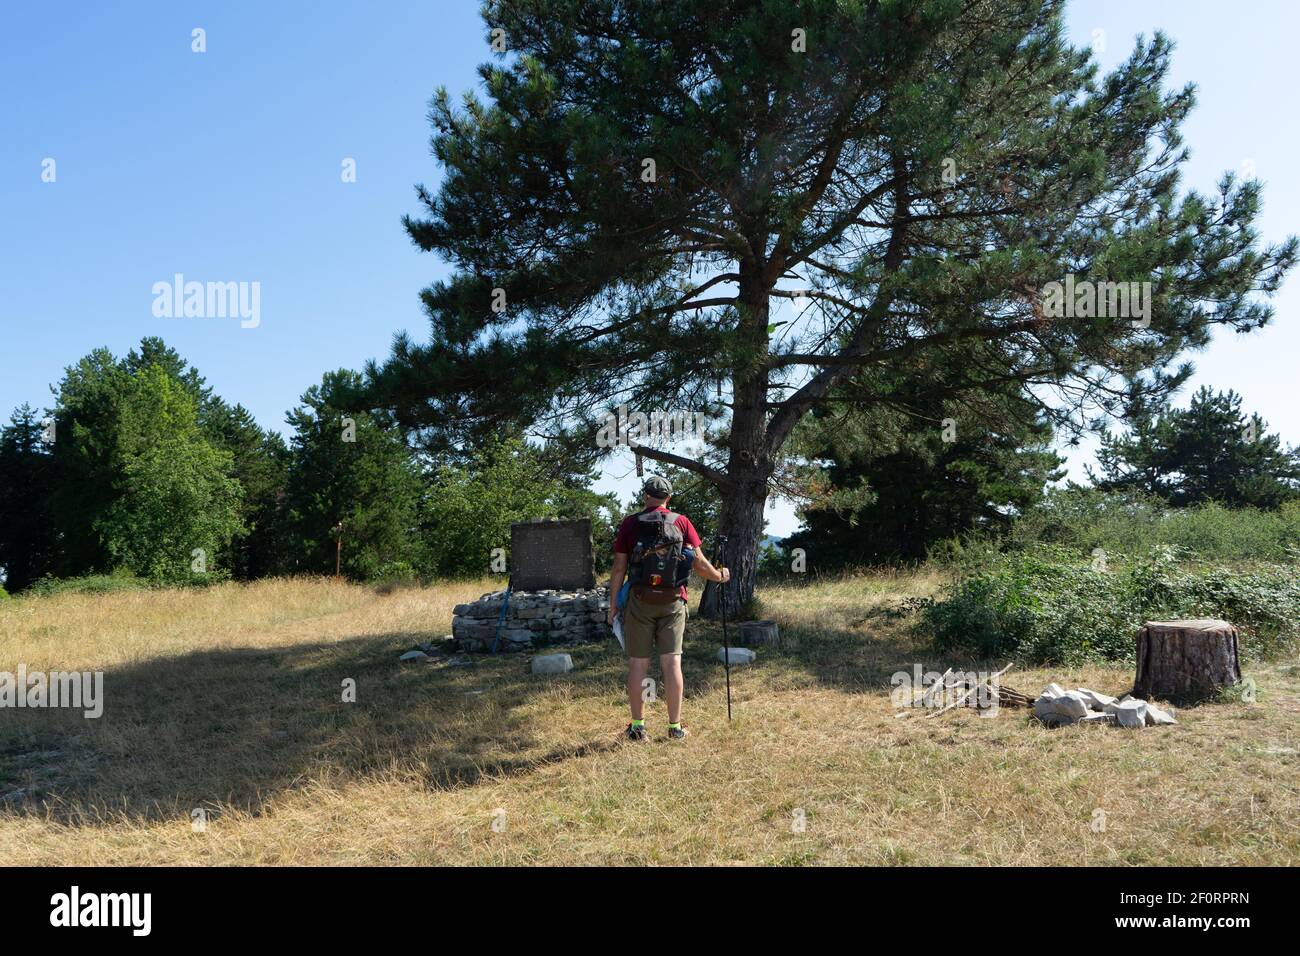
631, 718, 645, 728
668, 722, 681, 730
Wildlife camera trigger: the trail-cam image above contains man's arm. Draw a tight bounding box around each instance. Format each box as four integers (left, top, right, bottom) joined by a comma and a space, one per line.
690, 550, 731, 584
679, 517, 729, 584
606, 551, 629, 625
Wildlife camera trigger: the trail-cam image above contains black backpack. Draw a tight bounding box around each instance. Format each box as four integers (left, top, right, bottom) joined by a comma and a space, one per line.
629, 510, 684, 603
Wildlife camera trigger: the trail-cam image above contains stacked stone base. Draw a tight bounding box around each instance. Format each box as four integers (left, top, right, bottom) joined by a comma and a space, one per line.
452, 587, 609, 652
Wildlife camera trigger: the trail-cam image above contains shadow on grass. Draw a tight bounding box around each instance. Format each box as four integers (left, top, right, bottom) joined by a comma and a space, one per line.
0, 631, 625, 827
685, 608, 1009, 700
427, 738, 621, 789
0, 603, 1002, 827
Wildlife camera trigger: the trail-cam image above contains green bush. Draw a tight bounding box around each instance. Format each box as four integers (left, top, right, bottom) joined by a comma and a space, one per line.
424, 437, 619, 578
1156, 499, 1300, 562
995, 488, 1300, 563
372, 560, 418, 583
0, 585, 10, 601
26, 571, 150, 597
926, 548, 1300, 664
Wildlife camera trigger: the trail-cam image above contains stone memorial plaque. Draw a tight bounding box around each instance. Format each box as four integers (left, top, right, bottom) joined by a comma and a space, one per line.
511, 518, 596, 591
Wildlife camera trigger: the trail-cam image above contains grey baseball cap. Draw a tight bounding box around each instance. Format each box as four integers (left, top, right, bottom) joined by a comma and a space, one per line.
642, 475, 673, 499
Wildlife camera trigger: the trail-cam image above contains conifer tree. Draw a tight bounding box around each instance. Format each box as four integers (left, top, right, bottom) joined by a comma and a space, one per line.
366, 0, 1295, 613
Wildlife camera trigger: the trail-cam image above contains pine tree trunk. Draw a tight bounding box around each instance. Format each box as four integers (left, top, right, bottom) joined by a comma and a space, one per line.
1132, 619, 1242, 703
697, 263, 772, 620
698, 485, 765, 619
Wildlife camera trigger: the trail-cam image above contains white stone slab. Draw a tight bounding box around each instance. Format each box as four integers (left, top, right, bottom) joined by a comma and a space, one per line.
1144, 703, 1178, 726
1052, 691, 1091, 719
719, 647, 756, 665
1079, 712, 1118, 725
1106, 698, 1148, 729
531, 653, 573, 675
1075, 688, 1118, 711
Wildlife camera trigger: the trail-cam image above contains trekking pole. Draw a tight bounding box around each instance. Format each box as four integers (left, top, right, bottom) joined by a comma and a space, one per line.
715, 533, 732, 721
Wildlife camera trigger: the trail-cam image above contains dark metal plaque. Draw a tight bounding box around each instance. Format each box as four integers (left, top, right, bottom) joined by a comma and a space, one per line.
510, 519, 596, 591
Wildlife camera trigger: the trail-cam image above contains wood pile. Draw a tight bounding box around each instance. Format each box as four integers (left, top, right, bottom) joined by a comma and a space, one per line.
898, 663, 1035, 718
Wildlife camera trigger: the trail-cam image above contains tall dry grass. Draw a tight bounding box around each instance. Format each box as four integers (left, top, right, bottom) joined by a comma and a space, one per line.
1, 571, 1297, 865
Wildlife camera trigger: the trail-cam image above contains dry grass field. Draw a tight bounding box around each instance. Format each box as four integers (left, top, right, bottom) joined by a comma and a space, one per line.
1, 572, 1297, 865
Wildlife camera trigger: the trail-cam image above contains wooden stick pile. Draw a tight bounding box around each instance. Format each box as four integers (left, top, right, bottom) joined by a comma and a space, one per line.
899, 663, 1036, 718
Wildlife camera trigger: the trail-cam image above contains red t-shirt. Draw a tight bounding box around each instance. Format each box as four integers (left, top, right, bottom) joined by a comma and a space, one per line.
614, 506, 703, 600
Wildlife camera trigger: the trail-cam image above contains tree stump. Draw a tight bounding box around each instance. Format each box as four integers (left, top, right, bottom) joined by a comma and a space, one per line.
737, 620, 780, 647
1133, 619, 1241, 703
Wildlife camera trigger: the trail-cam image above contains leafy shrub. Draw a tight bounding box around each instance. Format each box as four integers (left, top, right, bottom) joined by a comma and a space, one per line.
370, 559, 421, 595
926, 548, 1299, 664
995, 488, 1300, 563
372, 560, 418, 583
1157, 499, 1300, 562
26, 570, 150, 597
424, 437, 619, 578
0, 586, 9, 601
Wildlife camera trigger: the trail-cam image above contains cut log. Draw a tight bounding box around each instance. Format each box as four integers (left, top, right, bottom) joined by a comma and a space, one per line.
1132, 619, 1242, 703
994, 683, 1037, 708
737, 620, 780, 647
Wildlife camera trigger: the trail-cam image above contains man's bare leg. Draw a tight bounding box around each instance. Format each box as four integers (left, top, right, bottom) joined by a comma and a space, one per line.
627, 656, 651, 720
660, 653, 684, 724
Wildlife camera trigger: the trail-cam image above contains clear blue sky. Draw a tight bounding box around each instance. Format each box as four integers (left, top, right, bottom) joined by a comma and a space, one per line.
2, 1, 1296, 538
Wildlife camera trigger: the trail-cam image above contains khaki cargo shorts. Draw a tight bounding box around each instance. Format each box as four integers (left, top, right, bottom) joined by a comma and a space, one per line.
623, 592, 687, 658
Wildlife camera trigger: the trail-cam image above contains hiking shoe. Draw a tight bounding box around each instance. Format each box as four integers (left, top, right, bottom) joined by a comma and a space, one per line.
625, 723, 648, 742
667, 724, 688, 740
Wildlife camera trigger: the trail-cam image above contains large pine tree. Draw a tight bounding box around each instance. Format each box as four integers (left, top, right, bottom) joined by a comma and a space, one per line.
366, 0, 1295, 614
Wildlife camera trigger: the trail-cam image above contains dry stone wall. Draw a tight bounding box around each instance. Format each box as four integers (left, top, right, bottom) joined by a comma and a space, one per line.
452, 587, 610, 652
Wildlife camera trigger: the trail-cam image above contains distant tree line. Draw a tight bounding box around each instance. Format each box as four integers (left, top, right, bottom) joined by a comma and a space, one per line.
786, 382, 1300, 567
1090, 386, 1300, 510
0, 338, 617, 592
1, 338, 1296, 593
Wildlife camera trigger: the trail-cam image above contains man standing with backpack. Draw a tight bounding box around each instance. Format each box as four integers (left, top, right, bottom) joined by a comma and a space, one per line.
607, 475, 730, 741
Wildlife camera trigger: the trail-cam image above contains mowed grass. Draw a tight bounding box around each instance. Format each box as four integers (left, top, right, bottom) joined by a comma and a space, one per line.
1, 571, 1297, 865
